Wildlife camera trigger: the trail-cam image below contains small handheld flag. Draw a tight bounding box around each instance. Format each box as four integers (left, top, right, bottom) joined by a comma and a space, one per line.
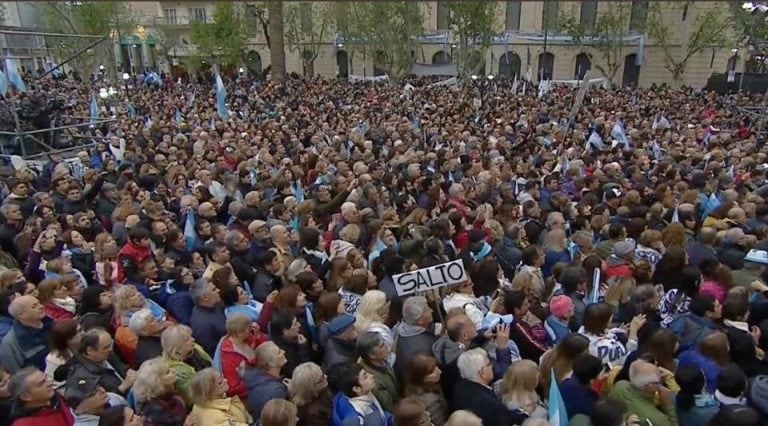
4, 59, 27, 93
549, 368, 568, 426
588, 267, 601, 305
89, 94, 99, 124
215, 73, 229, 120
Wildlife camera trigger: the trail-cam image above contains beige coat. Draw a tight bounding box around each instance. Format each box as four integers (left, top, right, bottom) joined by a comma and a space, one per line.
190, 396, 252, 426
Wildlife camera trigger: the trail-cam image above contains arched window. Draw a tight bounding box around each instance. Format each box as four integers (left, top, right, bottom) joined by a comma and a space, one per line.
373, 50, 387, 77
432, 51, 450, 65
538, 52, 555, 80
575, 53, 591, 79
629, 0, 649, 32
623, 54, 641, 87
499, 53, 521, 79
336, 50, 349, 78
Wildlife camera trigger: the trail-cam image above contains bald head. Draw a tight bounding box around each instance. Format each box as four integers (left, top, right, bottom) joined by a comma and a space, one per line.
629, 360, 660, 391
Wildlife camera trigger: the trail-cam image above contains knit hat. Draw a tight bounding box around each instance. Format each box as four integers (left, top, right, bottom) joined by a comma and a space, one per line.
613, 240, 636, 257
549, 295, 574, 318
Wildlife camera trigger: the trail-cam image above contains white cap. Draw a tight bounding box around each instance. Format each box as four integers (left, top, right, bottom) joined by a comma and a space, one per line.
745, 249, 768, 265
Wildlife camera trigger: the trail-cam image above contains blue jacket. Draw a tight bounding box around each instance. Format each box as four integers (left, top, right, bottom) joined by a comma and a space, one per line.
668, 313, 719, 352
678, 349, 721, 393
677, 393, 719, 426
544, 316, 570, 346
0, 316, 12, 342
331, 392, 392, 426
560, 377, 598, 419
189, 305, 227, 356
165, 291, 194, 325
0, 317, 53, 373
243, 368, 288, 419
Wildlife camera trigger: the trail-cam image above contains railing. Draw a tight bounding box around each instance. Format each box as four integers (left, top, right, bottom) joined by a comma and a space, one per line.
154, 15, 211, 27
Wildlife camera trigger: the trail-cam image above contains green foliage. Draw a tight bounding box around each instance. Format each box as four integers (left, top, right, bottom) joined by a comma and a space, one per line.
344, 1, 424, 82
557, 4, 629, 83
284, 2, 335, 76
191, 3, 249, 69
728, 2, 768, 51
447, 2, 498, 77
647, 3, 730, 82
37, 1, 131, 77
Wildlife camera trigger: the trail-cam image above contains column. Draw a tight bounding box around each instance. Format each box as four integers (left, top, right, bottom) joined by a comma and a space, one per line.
113, 41, 122, 72
141, 40, 150, 71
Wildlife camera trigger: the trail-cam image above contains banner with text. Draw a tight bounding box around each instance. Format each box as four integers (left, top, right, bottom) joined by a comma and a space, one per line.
393, 260, 467, 297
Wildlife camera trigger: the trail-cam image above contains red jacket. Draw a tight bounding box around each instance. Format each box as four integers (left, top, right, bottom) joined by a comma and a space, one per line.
12, 395, 75, 426
604, 262, 633, 281
218, 334, 267, 399
117, 240, 152, 283
44, 303, 76, 321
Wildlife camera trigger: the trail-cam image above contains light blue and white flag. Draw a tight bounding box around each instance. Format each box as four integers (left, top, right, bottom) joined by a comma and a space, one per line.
0, 70, 7, 96
612, 120, 629, 150
175, 107, 182, 127
4, 59, 27, 93
727, 164, 735, 179
588, 267, 601, 305
549, 368, 568, 426
671, 204, 680, 224
651, 140, 662, 161
126, 102, 136, 118
89, 94, 99, 124
215, 73, 229, 120
184, 210, 199, 251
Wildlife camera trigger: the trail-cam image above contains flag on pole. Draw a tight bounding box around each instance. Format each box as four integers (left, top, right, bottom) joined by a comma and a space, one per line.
184, 210, 199, 251
126, 102, 136, 117
0, 70, 7, 96
175, 107, 182, 127
549, 369, 568, 426
651, 140, 662, 161
671, 204, 680, 223
702, 193, 721, 218
4, 59, 27, 93
187, 90, 196, 108
215, 72, 229, 120
510, 74, 518, 95
727, 164, 735, 179
89, 94, 99, 124
588, 267, 601, 305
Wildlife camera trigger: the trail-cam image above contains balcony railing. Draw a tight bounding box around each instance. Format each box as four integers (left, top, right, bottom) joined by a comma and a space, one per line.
155, 15, 210, 26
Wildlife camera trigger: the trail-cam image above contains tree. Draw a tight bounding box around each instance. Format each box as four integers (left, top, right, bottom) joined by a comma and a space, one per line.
446, 2, 497, 78
37, 1, 131, 78
646, 2, 730, 83
284, 2, 334, 77
558, 4, 629, 83
153, 25, 184, 72
345, 2, 423, 83
190, 3, 249, 70
268, 1, 286, 83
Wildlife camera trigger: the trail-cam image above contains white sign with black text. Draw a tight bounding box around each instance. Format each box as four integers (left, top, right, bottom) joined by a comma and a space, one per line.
393, 260, 467, 297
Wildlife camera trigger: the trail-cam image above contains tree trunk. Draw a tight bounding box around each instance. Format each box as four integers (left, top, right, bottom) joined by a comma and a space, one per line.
267, 1, 286, 83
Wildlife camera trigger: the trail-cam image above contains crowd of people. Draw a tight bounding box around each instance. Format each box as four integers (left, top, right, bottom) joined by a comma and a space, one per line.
0, 70, 767, 426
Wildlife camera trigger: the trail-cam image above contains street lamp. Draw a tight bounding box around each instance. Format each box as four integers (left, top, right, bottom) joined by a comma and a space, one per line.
99, 87, 108, 99
487, 75, 494, 81
337, 43, 344, 48
238, 67, 245, 74
471, 74, 478, 81
122, 72, 130, 91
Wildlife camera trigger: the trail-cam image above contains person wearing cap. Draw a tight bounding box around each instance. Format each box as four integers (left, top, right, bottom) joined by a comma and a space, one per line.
732, 249, 768, 289
545, 295, 574, 346
604, 239, 636, 281
8, 367, 75, 426
322, 314, 358, 371
64, 375, 120, 426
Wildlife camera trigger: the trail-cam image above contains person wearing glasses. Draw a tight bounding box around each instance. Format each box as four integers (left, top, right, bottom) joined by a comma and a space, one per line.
609, 360, 677, 426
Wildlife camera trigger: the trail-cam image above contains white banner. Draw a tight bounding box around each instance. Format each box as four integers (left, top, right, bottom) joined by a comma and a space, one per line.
393, 260, 467, 297
349, 74, 389, 82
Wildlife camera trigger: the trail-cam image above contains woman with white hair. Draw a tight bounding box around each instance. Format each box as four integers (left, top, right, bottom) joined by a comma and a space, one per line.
189, 368, 252, 425
161, 324, 212, 407
354, 290, 395, 365
291, 362, 333, 426
129, 308, 168, 368
113, 285, 170, 367
133, 357, 192, 426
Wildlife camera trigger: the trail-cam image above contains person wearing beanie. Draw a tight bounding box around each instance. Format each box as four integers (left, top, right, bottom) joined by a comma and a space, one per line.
545, 295, 574, 345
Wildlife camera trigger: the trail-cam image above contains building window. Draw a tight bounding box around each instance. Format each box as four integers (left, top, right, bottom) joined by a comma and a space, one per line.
727, 55, 739, 73
506, 1, 521, 31
437, 1, 450, 30
580, 0, 597, 31
542, 0, 559, 32
189, 7, 207, 23
300, 2, 313, 33
163, 8, 177, 25
629, 0, 649, 32
575, 53, 591, 78
682, 3, 689, 21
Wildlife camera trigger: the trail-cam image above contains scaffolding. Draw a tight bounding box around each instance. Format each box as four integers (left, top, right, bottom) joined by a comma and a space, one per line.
734, 103, 768, 144
1, 29, 114, 164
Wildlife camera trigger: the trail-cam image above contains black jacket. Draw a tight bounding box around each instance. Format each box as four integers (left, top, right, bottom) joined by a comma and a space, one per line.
452, 379, 516, 425
134, 335, 163, 369
190, 305, 227, 356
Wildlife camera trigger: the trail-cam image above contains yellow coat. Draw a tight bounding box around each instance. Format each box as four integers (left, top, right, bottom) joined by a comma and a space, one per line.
191, 396, 253, 426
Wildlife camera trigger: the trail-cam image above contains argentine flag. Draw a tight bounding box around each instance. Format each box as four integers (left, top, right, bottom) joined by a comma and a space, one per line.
183, 210, 199, 251
4, 59, 27, 93
175, 107, 182, 127
89, 94, 99, 124
0, 70, 7, 96
215, 73, 229, 120
671, 204, 680, 223
548, 369, 568, 426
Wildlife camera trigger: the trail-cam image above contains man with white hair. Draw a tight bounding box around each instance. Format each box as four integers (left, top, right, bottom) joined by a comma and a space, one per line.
609, 360, 677, 426
452, 348, 515, 425
393, 296, 437, 375
446, 183, 468, 216
0, 295, 52, 373
129, 308, 168, 368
